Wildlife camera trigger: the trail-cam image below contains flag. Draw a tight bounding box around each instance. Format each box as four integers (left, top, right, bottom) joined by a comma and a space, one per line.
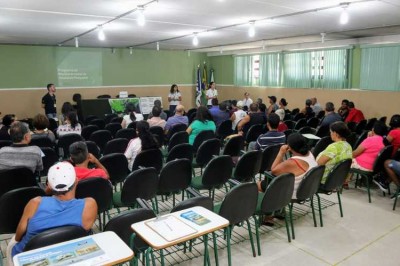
210, 68, 214, 83
195, 67, 202, 107
201, 64, 208, 105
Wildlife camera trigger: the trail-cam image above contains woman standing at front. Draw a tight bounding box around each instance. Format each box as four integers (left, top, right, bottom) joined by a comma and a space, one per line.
168, 84, 182, 113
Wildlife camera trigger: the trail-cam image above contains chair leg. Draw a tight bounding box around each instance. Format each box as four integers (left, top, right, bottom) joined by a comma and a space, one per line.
159, 249, 165, 266
337, 191, 344, 217
212, 232, 219, 266
316, 194, 323, 227
253, 216, 261, 256
355, 173, 359, 188
226, 226, 232, 266
151, 250, 156, 266
289, 203, 295, 240
246, 219, 256, 257
393, 188, 400, 211
310, 196, 317, 227
365, 174, 372, 203
283, 206, 291, 243
173, 193, 176, 207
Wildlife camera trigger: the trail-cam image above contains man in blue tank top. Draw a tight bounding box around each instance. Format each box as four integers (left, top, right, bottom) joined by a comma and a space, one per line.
6, 162, 98, 265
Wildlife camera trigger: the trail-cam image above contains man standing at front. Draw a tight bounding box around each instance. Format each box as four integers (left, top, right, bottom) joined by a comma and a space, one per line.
41, 83, 57, 119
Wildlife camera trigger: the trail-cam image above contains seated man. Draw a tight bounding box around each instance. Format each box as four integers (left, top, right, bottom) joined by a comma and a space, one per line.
147, 105, 167, 129
69, 141, 109, 181
0, 121, 43, 173
6, 162, 97, 264
147, 99, 167, 120
319, 102, 342, 128
237, 103, 267, 135
345, 101, 365, 123
211, 102, 230, 128
338, 99, 350, 120
249, 113, 286, 151
164, 104, 188, 134
208, 98, 220, 117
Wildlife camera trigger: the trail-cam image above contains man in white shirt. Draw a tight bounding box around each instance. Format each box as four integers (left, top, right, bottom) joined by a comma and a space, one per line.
311, 97, 322, 114
206, 82, 218, 107
243, 92, 253, 109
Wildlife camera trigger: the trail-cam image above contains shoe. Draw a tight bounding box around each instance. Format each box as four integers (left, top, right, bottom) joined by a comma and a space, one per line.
342, 183, 349, 190
373, 179, 388, 193
274, 214, 285, 220
262, 220, 275, 227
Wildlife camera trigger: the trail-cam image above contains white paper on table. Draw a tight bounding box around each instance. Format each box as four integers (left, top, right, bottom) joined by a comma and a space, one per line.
145, 215, 198, 242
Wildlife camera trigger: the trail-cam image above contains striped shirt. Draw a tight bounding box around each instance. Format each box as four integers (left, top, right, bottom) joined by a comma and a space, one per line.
255, 131, 286, 150
0, 144, 43, 173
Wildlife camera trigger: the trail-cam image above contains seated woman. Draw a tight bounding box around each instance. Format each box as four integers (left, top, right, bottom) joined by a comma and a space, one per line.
316, 121, 353, 185
301, 99, 314, 119
121, 102, 144, 129
57, 111, 82, 137
186, 106, 216, 145
257, 133, 317, 199
124, 120, 158, 170
31, 113, 56, 143
147, 106, 166, 129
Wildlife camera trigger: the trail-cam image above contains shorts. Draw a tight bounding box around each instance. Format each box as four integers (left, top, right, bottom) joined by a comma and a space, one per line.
388, 160, 400, 176
351, 158, 372, 172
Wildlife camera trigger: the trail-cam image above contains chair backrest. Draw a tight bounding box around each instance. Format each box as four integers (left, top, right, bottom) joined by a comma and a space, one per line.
322, 159, 352, 191
201, 155, 233, 189
296, 165, 325, 201
166, 143, 193, 163
355, 119, 367, 135
259, 144, 283, 173
312, 136, 333, 157
346, 121, 357, 132
0, 168, 38, 198
294, 118, 307, 130
316, 110, 325, 119
97, 94, 111, 99
103, 138, 129, 155
307, 117, 320, 128
0, 140, 12, 149
284, 120, 295, 130
167, 131, 189, 152
85, 141, 101, 159
170, 196, 214, 213
84, 115, 98, 125
41, 147, 59, 176
260, 173, 295, 213
48, 118, 58, 133
24, 226, 89, 251
115, 128, 137, 140
57, 133, 84, 158
218, 183, 258, 225
75, 177, 113, 213
104, 208, 156, 254
195, 138, 221, 167
0, 187, 45, 234
222, 135, 244, 157
149, 126, 165, 148
393, 148, 400, 161
166, 124, 188, 141
233, 150, 262, 182
192, 130, 215, 153
99, 153, 129, 185
346, 132, 357, 149
245, 124, 263, 144
365, 118, 377, 131
105, 122, 122, 137
315, 125, 330, 138
121, 168, 158, 205
353, 130, 368, 150
30, 136, 53, 148
217, 120, 233, 139
81, 125, 99, 140
373, 145, 393, 174
104, 113, 118, 124
131, 148, 163, 173
89, 118, 106, 129
293, 113, 305, 121
158, 159, 192, 194
89, 130, 113, 153
298, 126, 316, 135
283, 129, 294, 141
111, 116, 123, 124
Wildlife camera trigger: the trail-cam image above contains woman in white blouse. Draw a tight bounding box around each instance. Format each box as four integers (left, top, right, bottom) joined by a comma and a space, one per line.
168, 84, 182, 114
57, 111, 81, 137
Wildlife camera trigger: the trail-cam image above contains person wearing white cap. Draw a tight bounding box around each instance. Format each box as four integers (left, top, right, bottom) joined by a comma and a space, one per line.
230, 100, 247, 131
6, 162, 97, 264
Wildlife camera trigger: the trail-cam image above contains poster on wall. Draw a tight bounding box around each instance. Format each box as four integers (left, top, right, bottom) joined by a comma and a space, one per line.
56, 51, 102, 87
108, 98, 140, 114
139, 97, 163, 115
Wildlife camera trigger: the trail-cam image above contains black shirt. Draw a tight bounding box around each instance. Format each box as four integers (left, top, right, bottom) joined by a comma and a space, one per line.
42, 93, 56, 114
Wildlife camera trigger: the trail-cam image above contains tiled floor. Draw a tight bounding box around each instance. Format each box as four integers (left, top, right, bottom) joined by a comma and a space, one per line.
2, 186, 400, 266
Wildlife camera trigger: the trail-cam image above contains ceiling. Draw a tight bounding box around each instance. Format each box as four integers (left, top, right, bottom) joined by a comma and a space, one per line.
1, 0, 400, 52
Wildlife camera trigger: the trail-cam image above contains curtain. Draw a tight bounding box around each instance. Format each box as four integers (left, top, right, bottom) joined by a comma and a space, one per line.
259, 53, 281, 87
318, 49, 349, 89
360, 46, 400, 91
234, 55, 253, 86
283, 52, 312, 88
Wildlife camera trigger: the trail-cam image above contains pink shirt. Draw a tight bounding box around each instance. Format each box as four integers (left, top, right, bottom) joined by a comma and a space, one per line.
355, 135, 384, 170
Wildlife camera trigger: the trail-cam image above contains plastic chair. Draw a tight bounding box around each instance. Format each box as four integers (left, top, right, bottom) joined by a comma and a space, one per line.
0, 168, 38, 198
244, 124, 263, 146
57, 133, 84, 159
100, 153, 129, 188
317, 159, 352, 226
365, 118, 377, 131
85, 141, 101, 159
222, 135, 244, 158
116, 128, 136, 140
84, 115, 99, 125
316, 110, 325, 119
103, 138, 129, 155
293, 113, 305, 121
258, 144, 283, 180
105, 122, 122, 138
81, 125, 99, 140
307, 117, 320, 128
315, 125, 330, 138
232, 150, 262, 182
298, 126, 316, 135
294, 118, 307, 130
30, 136, 54, 148
192, 138, 221, 175
166, 143, 193, 163
131, 149, 163, 174
89, 130, 113, 153
288, 165, 325, 239
353, 130, 368, 150
167, 131, 189, 153
312, 136, 333, 157
355, 120, 367, 135
89, 118, 106, 129
283, 120, 295, 130
0, 187, 45, 234
192, 130, 215, 153
104, 113, 118, 124
40, 147, 59, 176
166, 124, 188, 142
149, 126, 165, 148
76, 177, 113, 230
217, 120, 233, 140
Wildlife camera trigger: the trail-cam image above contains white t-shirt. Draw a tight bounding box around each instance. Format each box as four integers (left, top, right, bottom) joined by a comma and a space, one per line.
57, 123, 82, 137
168, 92, 181, 106
122, 113, 144, 128
124, 137, 142, 170
206, 88, 218, 105
243, 98, 253, 108
232, 109, 247, 130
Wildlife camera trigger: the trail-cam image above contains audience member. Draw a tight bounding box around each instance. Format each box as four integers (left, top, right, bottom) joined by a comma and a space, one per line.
301, 99, 314, 119
187, 106, 216, 145
206, 82, 218, 108
124, 121, 158, 170
338, 99, 350, 120
237, 103, 267, 134
311, 97, 322, 114
278, 98, 288, 112
212, 102, 230, 128
60, 102, 74, 125
275, 108, 289, 132
121, 102, 144, 129
316, 121, 352, 185
249, 113, 285, 151
0, 114, 15, 140
57, 111, 81, 137
230, 101, 247, 131
319, 102, 342, 128
386, 114, 400, 156
0, 121, 43, 173
259, 103, 267, 114
267, 96, 279, 114
345, 101, 365, 123
229, 100, 238, 117
69, 141, 109, 181
209, 98, 220, 118
256, 98, 263, 105
31, 113, 56, 143
164, 105, 188, 134
147, 106, 167, 129
147, 100, 167, 120
6, 162, 97, 263
243, 92, 253, 108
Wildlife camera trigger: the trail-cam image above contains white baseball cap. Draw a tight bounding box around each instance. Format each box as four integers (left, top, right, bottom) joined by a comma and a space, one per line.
236, 101, 244, 109
48, 162, 76, 192
275, 109, 285, 121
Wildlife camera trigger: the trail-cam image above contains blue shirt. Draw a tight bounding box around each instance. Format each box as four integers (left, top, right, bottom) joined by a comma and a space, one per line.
320, 112, 342, 127
165, 115, 189, 131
